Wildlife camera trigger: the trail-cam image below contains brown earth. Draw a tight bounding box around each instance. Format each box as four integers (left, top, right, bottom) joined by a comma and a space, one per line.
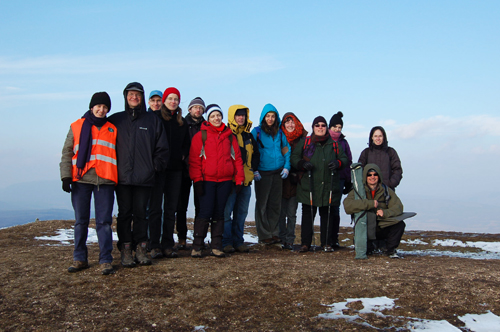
1, 219, 500, 331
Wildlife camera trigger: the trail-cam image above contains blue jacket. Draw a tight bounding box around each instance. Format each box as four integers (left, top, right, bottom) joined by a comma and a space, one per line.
251, 104, 291, 172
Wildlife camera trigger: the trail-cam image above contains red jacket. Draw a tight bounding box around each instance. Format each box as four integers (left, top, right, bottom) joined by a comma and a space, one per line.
189, 122, 244, 184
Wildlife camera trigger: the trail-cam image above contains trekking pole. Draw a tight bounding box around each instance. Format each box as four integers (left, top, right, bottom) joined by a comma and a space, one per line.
308, 170, 316, 252
325, 169, 335, 251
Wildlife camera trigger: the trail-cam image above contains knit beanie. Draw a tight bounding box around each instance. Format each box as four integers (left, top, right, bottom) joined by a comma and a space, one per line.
312, 116, 327, 128
149, 90, 163, 100
329, 111, 344, 128
89, 92, 111, 111
162, 87, 181, 104
188, 97, 205, 111
206, 104, 223, 119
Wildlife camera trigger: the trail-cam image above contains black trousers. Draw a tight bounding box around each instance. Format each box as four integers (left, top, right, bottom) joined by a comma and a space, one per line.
300, 204, 340, 248
376, 221, 406, 252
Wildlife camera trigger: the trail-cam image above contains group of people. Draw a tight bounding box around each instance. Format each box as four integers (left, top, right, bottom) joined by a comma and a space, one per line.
60, 82, 404, 275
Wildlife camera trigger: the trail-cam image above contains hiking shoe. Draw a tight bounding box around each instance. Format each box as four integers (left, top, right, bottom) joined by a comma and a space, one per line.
223, 245, 236, 253
282, 243, 293, 250
299, 245, 309, 253
101, 263, 115, 275
162, 248, 179, 258
272, 236, 282, 244
120, 243, 136, 268
323, 245, 334, 252
135, 242, 152, 266
236, 244, 250, 253
150, 248, 163, 259
387, 250, 401, 259
210, 249, 226, 258
67, 261, 89, 273
191, 249, 202, 258
332, 243, 344, 250
261, 238, 274, 245
177, 239, 188, 250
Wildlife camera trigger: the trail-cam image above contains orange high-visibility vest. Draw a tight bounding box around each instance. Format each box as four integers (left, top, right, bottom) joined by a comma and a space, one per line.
71, 118, 118, 184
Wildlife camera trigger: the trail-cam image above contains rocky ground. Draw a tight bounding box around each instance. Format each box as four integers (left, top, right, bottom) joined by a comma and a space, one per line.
1, 219, 499, 331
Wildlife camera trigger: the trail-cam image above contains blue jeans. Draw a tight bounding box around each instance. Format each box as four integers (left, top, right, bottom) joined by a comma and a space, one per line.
71, 182, 114, 264
223, 185, 252, 248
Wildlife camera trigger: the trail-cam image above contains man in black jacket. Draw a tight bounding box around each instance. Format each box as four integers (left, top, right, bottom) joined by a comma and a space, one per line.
108, 82, 169, 267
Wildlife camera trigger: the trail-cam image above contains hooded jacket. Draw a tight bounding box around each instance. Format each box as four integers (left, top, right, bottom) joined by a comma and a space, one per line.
358, 126, 402, 190
227, 105, 260, 186
108, 82, 169, 186
343, 163, 404, 228
189, 122, 245, 185
250, 104, 291, 172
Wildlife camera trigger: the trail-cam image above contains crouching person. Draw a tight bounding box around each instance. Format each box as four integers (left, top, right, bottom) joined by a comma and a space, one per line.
343, 163, 405, 258
60, 92, 117, 275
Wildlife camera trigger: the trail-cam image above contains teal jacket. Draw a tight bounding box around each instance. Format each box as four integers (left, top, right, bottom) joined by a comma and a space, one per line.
250, 104, 291, 172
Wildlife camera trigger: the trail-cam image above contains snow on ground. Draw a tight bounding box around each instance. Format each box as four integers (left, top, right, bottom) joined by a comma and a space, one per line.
401, 238, 428, 245
318, 297, 500, 331
433, 239, 500, 253
400, 249, 500, 260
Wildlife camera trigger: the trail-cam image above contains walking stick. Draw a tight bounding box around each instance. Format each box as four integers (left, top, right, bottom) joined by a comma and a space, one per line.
308, 170, 316, 251
325, 169, 335, 251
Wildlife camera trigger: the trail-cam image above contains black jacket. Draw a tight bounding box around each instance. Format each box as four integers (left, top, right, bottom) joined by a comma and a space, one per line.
108, 83, 169, 186
153, 108, 189, 171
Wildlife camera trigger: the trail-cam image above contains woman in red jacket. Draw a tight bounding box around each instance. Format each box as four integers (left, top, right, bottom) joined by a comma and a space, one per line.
189, 104, 245, 258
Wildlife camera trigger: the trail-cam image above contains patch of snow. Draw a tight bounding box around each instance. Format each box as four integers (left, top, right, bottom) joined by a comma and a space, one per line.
459, 311, 500, 331
399, 249, 500, 260
341, 238, 350, 242
401, 238, 428, 245
406, 319, 460, 331
432, 239, 500, 253
35, 227, 118, 246
193, 326, 206, 331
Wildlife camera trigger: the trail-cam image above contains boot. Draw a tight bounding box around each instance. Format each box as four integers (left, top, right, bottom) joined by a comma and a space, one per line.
135, 242, 152, 266
120, 242, 136, 268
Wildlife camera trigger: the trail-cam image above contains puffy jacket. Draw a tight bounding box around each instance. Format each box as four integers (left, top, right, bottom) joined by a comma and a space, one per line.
189, 122, 245, 185
250, 104, 291, 172
343, 163, 403, 228
108, 82, 169, 187
358, 126, 402, 190
227, 105, 260, 186
291, 135, 348, 207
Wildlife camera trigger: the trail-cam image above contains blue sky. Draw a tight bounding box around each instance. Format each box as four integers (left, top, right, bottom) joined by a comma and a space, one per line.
1, 1, 499, 232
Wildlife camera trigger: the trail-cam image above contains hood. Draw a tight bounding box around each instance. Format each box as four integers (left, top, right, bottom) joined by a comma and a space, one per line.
123, 82, 147, 114
368, 126, 388, 149
259, 103, 280, 126
228, 105, 252, 134
280, 112, 306, 142
362, 163, 384, 185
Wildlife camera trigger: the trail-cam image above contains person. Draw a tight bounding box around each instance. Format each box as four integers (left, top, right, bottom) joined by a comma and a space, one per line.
176, 97, 206, 250
328, 111, 353, 248
60, 92, 117, 275
222, 105, 260, 254
250, 104, 291, 244
189, 104, 245, 258
358, 126, 402, 191
278, 112, 307, 250
343, 163, 405, 258
108, 82, 169, 267
147, 90, 163, 112
291, 116, 348, 252
148, 87, 189, 259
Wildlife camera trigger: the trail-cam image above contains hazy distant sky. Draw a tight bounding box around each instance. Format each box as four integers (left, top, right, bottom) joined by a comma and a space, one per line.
1, 1, 499, 231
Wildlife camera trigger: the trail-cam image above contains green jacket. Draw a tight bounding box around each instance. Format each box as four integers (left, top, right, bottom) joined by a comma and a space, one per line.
291, 136, 348, 207
343, 163, 404, 228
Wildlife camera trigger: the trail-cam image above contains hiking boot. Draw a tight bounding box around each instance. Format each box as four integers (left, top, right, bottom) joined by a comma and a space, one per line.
261, 238, 274, 245
177, 239, 188, 250
223, 245, 236, 253
387, 250, 401, 259
236, 244, 250, 253
332, 243, 344, 250
323, 245, 334, 252
191, 249, 202, 258
120, 243, 136, 268
67, 261, 89, 273
299, 245, 309, 253
101, 263, 115, 275
135, 242, 152, 266
210, 249, 226, 258
150, 248, 163, 259
282, 243, 293, 250
162, 248, 179, 258
272, 236, 282, 244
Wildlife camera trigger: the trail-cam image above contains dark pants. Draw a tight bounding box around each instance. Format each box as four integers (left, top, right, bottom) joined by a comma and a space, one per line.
254, 172, 282, 241
71, 182, 114, 264
148, 172, 166, 250
176, 174, 199, 241
115, 184, 151, 250
193, 181, 232, 250
300, 204, 340, 248
376, 221, 406, 252
161, 170, 182, 249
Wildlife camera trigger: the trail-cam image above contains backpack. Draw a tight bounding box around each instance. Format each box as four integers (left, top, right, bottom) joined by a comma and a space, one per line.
254, 127, 289, 156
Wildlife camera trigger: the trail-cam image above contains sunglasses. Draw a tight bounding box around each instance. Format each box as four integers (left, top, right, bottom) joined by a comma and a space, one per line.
367, 173, 378, 177
314, 124, 327, 128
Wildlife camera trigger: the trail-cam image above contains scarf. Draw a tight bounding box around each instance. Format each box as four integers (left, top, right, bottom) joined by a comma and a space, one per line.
281, 114, 304, 143
329, 129, 341, 141
303, 133, 329, 161
76, 111, 108, 179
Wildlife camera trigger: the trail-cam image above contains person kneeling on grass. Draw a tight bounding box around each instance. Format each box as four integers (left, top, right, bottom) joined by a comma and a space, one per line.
343, 163, 405, 258
60, 92, 117, 275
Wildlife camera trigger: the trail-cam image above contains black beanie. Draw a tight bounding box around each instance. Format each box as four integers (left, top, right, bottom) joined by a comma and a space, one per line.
329, 111, 343, 128
235, 108, 247, 116
89, 92, 111, 111
312, 116, 327, 129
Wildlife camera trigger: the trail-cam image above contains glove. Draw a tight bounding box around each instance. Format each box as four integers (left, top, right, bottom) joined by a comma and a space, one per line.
281, 168, 289, 179
343, 181, 353, 194
62, 178, 72, 193
193, 181, 204, 197
253, 171, 262, 182
235, 184, 243, 195
303, 161, 314, 171
328, 160, 340, 171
